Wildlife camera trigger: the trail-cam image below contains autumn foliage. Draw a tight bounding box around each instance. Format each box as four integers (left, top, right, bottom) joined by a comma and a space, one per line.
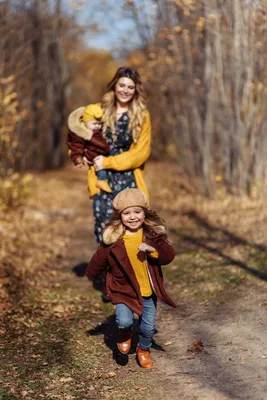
1, 0, 267, 204
0, 1, 118, 208
0, 75, 32, 208
126, 0, 267, 196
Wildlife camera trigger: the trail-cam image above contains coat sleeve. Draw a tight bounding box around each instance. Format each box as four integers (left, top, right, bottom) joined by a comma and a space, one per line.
85, 244, 109, 281
89, 133, 110, 154
147, 236, 176, 265
66, 131, 85, 164
102, 110, 151, 171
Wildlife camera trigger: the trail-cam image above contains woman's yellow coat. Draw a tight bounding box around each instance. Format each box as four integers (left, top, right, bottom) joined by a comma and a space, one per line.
87, 107, 151, 198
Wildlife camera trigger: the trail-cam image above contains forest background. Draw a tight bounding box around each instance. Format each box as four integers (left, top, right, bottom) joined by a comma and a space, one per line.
1, 0, 267, 205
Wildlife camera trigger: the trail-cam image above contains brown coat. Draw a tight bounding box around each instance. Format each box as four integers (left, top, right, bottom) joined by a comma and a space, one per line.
66, 105, 110, 165
85, 234, 177, 315
67, 130, 110, 165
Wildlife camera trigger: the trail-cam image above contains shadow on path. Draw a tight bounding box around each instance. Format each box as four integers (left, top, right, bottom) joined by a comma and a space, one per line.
150, 205, 267, 399
72, 262, 111, 302
86, 314, 165, 367
72, 262, 87, 277
168, 209, 267, 282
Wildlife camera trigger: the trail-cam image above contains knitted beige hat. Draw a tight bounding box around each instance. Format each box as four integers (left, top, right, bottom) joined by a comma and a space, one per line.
113, 188, 149, 213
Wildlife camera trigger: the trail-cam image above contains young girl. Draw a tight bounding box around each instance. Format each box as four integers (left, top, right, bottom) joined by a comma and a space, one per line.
85, 188, 176, 369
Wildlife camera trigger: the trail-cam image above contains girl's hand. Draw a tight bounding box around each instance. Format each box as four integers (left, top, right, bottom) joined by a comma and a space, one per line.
93, 155, 104, 171
138, 243, 157, 253
75, 156, 84, 168
75, 162, 84, 168
83, 156, 93, 166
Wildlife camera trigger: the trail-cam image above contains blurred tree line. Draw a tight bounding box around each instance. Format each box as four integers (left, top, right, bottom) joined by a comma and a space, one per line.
1, 0, 267, 203
0, 0, 118, 206
126, 0, 267, 196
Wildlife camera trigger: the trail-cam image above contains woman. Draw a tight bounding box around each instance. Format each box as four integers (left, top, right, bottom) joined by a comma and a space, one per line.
68, 67, 151, 242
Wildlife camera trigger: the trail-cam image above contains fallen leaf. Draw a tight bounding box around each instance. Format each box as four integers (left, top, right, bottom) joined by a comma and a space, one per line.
187, 340, 204, 353
164, 341, 173, 345
106, 371, 116, 378
53, 305, 65, 314
59, 377, 73, 383
31, 354, 41, 358
135, 386, 147, 391
102, 385, 114, 390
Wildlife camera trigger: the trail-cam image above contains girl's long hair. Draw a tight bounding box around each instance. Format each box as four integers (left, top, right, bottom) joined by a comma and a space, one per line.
101, 67, 147, 143
102, 208, 167, 245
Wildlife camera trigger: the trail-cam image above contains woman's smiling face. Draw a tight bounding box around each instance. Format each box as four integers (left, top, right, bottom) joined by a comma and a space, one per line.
115, 77, 136, 104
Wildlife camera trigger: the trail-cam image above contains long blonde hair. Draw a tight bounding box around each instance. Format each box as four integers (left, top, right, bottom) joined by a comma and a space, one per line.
102, 208, 167, 245
101, 67, 147, 143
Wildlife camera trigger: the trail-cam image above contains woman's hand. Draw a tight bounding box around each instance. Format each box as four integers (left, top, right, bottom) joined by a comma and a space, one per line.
138, 243, 157, 253
93, 155, 104, 171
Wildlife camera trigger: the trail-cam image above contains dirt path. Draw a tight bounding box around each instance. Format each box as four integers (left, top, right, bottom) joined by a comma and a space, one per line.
151, 290, 267, 400
1, 162, 267, 400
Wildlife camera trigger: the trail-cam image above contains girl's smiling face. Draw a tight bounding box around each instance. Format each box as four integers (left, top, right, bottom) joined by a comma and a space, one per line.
115, 77, 136, 104
121, 206, 145, 233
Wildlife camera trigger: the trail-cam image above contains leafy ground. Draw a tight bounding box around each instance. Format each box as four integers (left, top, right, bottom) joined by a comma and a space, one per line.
1, 161, 267, 400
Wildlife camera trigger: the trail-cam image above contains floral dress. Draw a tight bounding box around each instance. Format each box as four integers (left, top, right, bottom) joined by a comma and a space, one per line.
92, 112, 137, 242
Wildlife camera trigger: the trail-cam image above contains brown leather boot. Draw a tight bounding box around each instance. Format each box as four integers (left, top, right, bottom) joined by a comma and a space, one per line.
117, 330, 132, 354
136, 345, 153, 369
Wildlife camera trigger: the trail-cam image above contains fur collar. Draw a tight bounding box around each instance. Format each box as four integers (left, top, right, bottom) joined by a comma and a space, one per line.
67, 107, 93, 141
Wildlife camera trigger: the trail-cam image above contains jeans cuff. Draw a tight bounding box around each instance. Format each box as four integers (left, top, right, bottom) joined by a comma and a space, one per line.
139, 343, 151, 351
118, 325, 133, 331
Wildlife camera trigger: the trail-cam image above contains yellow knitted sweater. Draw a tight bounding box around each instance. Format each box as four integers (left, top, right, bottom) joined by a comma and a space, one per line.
123, 229, 152, 297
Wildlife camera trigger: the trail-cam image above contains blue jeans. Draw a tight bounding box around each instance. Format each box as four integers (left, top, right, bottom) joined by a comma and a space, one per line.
116, 295, 157, 350
96, 170, 108, 181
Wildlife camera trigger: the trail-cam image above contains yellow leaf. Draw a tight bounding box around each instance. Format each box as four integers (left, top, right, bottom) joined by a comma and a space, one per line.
106, 372, 116, 378
31, 354, 41, 359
